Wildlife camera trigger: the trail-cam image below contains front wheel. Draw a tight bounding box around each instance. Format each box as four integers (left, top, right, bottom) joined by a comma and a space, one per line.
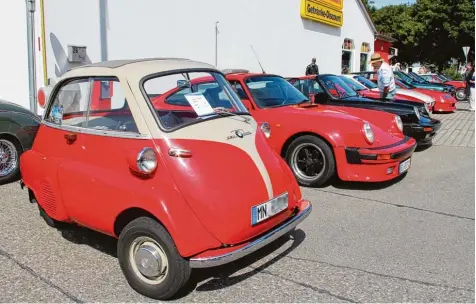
285, 135, 336, 187
117, 217, 191, 300
455, 88, 467, 101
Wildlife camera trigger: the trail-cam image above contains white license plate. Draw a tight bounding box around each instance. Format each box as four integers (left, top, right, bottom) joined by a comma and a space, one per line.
399, 158, 411, 174
251, 193, 288, 225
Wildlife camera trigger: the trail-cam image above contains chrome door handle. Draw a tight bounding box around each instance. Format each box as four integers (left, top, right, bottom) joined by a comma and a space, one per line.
168, 148, 192, 158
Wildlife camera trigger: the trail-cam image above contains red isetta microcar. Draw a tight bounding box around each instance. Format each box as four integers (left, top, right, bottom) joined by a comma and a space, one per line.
152, 70, 417, 187
20, 58, 312, 300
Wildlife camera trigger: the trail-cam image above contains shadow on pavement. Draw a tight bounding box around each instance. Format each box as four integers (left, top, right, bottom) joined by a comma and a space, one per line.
415, 143, 433, 152
329, 172, 408, 191
58, 224, 307, 299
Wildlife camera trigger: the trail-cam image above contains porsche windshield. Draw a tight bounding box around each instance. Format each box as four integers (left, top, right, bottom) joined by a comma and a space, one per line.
353, 75, 378, 89
338, 76, 367, 91
319, 75, 359, 98
244, 76, 309, 108
395, 71, 417, 84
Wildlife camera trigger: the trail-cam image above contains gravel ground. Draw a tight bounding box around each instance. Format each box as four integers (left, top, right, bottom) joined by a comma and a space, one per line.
0, 144, 474, 303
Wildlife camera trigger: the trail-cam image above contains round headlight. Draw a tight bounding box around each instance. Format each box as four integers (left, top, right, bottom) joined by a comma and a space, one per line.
362, 122, 374, 144
395, 115, 403, 132
137, 147, 158, 174
260, 122, 271, 138
414, 106, 421, 120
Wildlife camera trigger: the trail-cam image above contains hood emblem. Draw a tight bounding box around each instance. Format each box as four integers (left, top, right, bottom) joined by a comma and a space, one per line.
227, 129, 252, 140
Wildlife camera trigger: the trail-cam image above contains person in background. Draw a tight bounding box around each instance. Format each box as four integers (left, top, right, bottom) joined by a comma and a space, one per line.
469, 69, 475, 111
370, 53, 396, 101
464, 62, 474, 101
305, 58, 319, 75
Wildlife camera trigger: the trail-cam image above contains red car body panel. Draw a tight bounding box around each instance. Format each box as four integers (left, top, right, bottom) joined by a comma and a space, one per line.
394, 80, 456, 112
20, 123, 224, 257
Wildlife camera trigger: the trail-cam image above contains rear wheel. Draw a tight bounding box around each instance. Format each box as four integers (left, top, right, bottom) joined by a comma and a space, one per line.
285, 135, 336, 187
455, 88, 467, 101
117, 217, 191, 300
0, 137, 22, 185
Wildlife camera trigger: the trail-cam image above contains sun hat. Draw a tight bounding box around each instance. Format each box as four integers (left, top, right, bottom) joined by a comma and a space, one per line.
369, 53, 384, 64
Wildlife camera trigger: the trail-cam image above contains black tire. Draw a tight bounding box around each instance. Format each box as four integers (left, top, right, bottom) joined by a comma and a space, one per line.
455, 88, 467, 101
285, 135, 336, 187
117, 217, 191, 300
0, 136, 22, 185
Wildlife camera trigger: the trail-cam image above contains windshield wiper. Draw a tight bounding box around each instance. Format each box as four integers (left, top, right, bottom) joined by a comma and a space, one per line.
213, 107, 251, 123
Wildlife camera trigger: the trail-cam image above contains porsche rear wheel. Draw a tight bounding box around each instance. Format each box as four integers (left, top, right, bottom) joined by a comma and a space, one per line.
0, 137, 22, 185
117, 217, 191, 300
286, 135, 336, 187
455, 88, 467, 101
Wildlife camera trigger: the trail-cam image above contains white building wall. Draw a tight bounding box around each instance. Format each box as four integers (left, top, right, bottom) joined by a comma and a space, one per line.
0, 1, 29, 109
42, 0, 375, 83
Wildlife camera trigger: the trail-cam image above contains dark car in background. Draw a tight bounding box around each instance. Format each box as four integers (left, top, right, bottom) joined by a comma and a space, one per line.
0, 99, 41, 184
287, 74, 442, 146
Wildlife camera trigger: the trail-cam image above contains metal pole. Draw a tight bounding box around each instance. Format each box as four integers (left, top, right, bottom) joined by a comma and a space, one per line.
215, 21, 219, 67
26, 0, 37, 114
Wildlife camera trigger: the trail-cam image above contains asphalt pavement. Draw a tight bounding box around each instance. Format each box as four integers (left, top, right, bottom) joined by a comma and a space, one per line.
0, 107, 474, 302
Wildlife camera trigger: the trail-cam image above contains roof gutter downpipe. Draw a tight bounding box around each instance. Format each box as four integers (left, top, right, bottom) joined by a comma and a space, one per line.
26, 0, 38, 114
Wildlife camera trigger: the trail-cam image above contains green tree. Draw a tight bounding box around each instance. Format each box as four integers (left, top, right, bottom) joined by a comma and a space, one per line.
371, 4, 422, 65
370, 0, 475, 71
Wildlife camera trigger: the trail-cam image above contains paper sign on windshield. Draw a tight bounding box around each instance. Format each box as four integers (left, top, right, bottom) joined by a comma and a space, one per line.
184, 93, 215, 116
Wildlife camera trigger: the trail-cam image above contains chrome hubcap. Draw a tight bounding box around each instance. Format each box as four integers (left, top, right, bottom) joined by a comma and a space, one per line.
129, 236, 168, 285
0, 140, 17, 177
291, 143, 326, 181
456, 90, 466, 99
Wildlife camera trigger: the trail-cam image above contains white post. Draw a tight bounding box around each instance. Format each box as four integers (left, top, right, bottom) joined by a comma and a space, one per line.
26, 0, 37, 113
215, 21, 219, 67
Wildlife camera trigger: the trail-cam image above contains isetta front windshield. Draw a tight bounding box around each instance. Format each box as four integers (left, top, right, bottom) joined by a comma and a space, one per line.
142, 71, 249, 130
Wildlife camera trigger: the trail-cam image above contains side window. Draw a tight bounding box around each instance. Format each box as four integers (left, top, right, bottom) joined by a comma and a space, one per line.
84, 78, 140, 134
229, 81, 248, 100
45, 79, 91, 127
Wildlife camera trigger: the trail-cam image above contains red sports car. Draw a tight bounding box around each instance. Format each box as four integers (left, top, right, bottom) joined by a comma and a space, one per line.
395, 80, 456, 113
153, 71, 417, 187
419, 73, 467, 101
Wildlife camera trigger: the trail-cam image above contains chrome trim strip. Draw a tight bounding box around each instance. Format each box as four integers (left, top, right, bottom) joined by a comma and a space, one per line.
41, 120, 152, 139
189, 201, 312, 268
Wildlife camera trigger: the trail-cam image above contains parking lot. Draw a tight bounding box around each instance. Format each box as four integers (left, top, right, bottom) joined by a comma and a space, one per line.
0, 102, 474, 303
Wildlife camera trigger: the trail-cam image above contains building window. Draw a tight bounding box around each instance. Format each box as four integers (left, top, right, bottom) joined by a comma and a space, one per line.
360, 42, 371, 72
342, 38, 354, 73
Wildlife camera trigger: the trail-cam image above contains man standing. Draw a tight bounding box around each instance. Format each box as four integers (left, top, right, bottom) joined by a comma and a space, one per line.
370, 53, 396, 101
464, 62, 474, 101
469, 70, 475, 111
305, 58, 319, 75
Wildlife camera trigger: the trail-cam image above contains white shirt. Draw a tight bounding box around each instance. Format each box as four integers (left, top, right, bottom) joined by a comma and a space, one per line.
377, 62, 396, 92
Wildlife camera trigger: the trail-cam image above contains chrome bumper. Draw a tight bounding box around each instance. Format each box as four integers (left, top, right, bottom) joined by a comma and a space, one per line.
189, 201, 312, 268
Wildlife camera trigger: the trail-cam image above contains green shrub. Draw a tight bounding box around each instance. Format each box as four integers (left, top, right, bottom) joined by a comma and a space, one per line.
441, 66, 463, 80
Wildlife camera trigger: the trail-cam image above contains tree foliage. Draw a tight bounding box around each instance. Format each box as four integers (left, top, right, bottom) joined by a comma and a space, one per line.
368, 0, 475, 71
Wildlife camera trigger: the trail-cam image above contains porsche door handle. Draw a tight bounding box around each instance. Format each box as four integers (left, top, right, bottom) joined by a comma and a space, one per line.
64, 132, 77, 144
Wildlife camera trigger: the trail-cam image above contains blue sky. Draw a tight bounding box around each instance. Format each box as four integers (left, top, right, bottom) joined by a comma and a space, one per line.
371, 0, 416, 8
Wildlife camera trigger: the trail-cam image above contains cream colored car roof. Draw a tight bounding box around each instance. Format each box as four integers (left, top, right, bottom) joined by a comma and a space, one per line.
60, 57, 218, 80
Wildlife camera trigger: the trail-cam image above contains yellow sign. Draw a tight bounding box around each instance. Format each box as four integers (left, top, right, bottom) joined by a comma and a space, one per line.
300, 0, 344, 28
316, 0, 343, 10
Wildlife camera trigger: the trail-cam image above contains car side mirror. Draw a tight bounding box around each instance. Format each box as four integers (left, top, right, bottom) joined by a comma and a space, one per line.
241, 99, 253, 111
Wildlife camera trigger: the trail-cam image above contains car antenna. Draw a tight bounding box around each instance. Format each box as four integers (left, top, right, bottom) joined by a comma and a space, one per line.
250, 45, 266, 74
